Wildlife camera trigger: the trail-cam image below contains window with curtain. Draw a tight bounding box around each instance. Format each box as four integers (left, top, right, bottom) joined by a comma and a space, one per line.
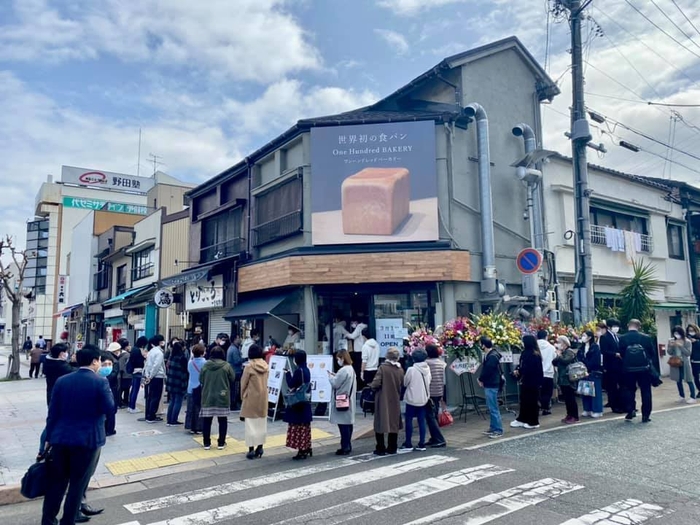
667, 223, 685, 260
252, 176, 303, 246
200, 207, 243, 262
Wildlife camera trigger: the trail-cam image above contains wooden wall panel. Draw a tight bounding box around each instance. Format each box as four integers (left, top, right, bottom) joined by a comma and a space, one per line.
238, 250, 471, 293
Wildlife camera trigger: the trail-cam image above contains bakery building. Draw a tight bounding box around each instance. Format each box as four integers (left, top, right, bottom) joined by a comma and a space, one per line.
183, 36, 559, 372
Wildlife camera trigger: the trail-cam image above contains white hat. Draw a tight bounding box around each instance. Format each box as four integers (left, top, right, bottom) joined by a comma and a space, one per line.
107, 342, 122, 353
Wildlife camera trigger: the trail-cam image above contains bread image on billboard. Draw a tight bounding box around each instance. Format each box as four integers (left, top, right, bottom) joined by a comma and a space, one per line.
341, 167, 410, 235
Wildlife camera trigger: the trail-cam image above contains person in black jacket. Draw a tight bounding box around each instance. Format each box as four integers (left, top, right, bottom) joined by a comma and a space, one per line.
599, 319, 624, 413
580, 330, 603, 418
511, 335, 544, 430
619, 319, 655, 423
43, 344, 73, 406
126, 336, 148, 413
687, 324, 700, 393
478, 337, 504, 438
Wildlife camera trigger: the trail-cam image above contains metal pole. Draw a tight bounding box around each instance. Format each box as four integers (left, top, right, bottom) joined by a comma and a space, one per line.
567, 0, 594, 324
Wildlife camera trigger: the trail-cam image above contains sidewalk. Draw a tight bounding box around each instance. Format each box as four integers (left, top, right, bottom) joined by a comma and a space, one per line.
1, 344, 696, 506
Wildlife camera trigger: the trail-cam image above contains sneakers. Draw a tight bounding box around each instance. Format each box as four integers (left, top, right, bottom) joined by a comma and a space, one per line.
430, 441, 447, 448
203, 445, 211, 450
482, 430, 496, 435
523, 423, 540, 429
488, 432, 503, 439
581, 411, 592, 417
399, 443, 414, 451
678, 397, 687, 403
217, 444, 226, 450
687, 398, 697, 404
510, 420, 526, 428
127, 408, 141, 414
413, 444, 427, 452
591, 412, 603, 418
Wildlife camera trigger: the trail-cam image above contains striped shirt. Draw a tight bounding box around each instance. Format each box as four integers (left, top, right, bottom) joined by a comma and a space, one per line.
426, 358, 446, 398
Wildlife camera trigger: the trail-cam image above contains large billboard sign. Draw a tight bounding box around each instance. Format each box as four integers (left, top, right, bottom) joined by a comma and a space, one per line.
61, 166, 155, 194
310, 120, 438, 245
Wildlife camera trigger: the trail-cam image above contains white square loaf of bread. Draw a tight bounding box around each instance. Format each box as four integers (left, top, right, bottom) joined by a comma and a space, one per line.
341, 167, 410, 235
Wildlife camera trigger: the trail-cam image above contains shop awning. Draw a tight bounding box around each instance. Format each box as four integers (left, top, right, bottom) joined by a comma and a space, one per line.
655, 302, 698, 311
102, 285, 152, 307
224, 294, 290, 320
121, 284, 158, 308
103, 317, 125, 326
53, 303, 82, 318
160, 265, 212, 287
125, 238, 156, 255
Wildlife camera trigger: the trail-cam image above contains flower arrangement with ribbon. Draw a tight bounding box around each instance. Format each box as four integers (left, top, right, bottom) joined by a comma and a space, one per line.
473, 312, 523, 351
439, 317, 479, 360
404, 324, 442, 356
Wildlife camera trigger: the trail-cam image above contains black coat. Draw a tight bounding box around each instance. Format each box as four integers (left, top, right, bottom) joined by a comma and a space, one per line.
619, 330, 655, 363
478, 350, 502, 389
518, 349, 544, 388
600, 331, 622, 372
582, 342, 603, 375
283, 366, 313, 425
43, 358, 74, 406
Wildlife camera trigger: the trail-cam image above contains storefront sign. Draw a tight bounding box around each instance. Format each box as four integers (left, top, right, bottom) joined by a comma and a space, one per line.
450, 357, 480, 375
62, 196, 148, 215
153, 289, 174, 308
310, 120, 438, 245
307, 355, 333, 404
267, 355, 288, 404
185, 276, 224, 311
61, 165, 155, 193
376, 318, 405, 358
57, 275, 67, 304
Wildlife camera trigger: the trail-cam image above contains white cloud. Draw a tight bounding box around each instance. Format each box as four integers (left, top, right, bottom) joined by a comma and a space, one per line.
374, 29, 410, 55
0, 0, 321, 83
377, 0, 467, 16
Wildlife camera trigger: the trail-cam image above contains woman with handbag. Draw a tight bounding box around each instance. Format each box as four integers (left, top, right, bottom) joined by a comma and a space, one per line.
553, 336, 580, 424
401, 349, 431, 451
667, 326, 696, 403
284, 350, 314, 459
581, 330, 603, 418
328, 349, 356, 455
241, 344, 269, 459
510, 335, 543, 430
370, 347, 404, 455
425, 344, 447, 447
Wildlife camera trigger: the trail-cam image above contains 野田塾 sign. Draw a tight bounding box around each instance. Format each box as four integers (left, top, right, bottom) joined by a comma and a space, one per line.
61, 165, 155, 194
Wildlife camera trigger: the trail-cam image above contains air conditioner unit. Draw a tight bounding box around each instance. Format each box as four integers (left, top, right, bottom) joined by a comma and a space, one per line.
90, 321, 97, 331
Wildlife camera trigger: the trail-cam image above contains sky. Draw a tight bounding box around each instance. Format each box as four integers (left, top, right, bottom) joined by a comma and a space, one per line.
2, 0, 700, 250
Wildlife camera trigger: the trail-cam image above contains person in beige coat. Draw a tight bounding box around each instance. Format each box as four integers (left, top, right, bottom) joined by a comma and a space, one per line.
370, 347, 404, 456
240, 344, 270, 459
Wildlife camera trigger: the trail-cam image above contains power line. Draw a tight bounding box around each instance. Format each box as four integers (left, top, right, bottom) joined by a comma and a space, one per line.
671, 0, 700, 40
585, 92, 700, 107
622, 0, 700, 61
648, 0, 700, 51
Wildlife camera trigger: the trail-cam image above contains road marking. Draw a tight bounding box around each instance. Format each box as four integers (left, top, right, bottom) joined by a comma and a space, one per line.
464, 404, 700, 450
145, 455, 457, 525
126, 452, 384, 514
115, 522, 142, 525
559, 499, 667, 524
404, 477, 584, 524
271, 464, 514, 525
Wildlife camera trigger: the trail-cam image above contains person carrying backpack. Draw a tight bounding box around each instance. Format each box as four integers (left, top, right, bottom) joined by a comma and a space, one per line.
619, 319, 655, 423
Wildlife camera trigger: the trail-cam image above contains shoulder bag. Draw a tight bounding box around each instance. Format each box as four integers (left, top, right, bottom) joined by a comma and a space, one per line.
419, 371, 433, 410
334, 368, 355, 412
21, 447, 52, 499
283, 369, 311, 408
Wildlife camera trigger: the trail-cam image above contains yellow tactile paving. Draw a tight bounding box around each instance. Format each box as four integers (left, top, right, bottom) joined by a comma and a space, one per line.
105, 428, 333, 476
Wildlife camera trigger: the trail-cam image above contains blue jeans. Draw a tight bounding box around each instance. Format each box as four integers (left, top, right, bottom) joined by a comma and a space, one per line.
582, 374, 603, 414
129, 374, 142, 410
484, 388, 503, 434
167, 392, 184, 424
404, 404, 427, 447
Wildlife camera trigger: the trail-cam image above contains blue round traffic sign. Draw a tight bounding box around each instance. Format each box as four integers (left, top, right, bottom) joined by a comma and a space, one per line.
516, 248, 542, 275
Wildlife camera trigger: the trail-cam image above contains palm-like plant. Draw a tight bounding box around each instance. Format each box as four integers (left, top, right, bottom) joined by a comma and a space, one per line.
619, 260, 661, 331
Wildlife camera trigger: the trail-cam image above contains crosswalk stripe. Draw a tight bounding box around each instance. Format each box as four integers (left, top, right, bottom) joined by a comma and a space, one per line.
559, 499, 667, 524
126, 452, 383, 514
146, 455, 457, 525
404, 477, 584, 524
271, 464, 514, 525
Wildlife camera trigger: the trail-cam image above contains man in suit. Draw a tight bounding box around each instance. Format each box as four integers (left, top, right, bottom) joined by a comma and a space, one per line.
41, 345, 114, 525
599, 319, 625, 413
619, 319, 656, 423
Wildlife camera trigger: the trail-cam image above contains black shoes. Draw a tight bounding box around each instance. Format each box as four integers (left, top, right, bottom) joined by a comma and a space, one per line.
81, 505, 104, 516
625, 411, 637, 421
292, 449, 312, 460
642, 418, 651, 423
335, 449, 351, 455
373, 450, 387, 456
541, 410, 552, 416
75, 514, 90, 523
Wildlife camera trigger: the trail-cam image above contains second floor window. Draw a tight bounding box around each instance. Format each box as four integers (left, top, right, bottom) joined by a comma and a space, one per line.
667, 223, 685, 260
201, 207, 243, 263
132, 249, 154, 281
253, 175, 303, 247
116, 265, 127, 294
94, 261, 111, 291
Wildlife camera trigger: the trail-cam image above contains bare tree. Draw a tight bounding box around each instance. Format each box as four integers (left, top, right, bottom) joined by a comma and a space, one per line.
0, 236, 29, 380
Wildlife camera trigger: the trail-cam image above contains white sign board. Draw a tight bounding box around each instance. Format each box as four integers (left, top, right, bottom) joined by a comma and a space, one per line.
267, 355, 288, 404
153, 289, 174, 309
61, 165, 155, 194
185, 276, 224, 311
449, 357, 480, 375
307, 355, 333, 404
376, 318, 405, 358
57, 275, 67, 304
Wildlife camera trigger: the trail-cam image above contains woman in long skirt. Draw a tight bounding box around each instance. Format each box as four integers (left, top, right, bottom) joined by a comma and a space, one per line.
284, 350, 313, 459
241, 344, 269, 459
510, 335, 544, 430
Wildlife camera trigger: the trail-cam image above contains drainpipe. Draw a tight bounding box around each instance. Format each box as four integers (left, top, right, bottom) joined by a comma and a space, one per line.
512, 123, 544, 251
464, 103, 497, 294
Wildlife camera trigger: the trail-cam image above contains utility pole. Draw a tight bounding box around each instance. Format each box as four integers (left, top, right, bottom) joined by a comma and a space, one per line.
561, 0, 594, 324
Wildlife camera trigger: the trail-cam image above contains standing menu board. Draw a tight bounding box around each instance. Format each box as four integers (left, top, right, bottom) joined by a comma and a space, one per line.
267, 355, 288, 404
307, 355, 334, 403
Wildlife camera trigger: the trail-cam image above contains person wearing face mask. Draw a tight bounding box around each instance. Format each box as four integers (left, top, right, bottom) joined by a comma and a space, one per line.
41, 345, 114, 525
686, 324, 700, 394
580, 330, 603, 417
552, 336, 580, 424
38, 344, 73, 457
101, 351, 118, 436
283, 326, 301, 348
600, 319, 625, 413
328, 349, 357, 455
667, 325, 696, 404
126, 336, 148, 413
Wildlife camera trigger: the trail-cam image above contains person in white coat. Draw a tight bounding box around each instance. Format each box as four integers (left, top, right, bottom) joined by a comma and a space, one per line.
361, 337, 380, 385
346, 321, 367, 354
328, 349, 356, 455
537, 330, 556, 416
333, 319, 350, 354
401, 349, 431, 451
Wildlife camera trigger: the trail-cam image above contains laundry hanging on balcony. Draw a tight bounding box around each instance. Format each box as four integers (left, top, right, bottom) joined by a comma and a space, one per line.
604, 227, 642, 261
604, 227, 625, 252
623, 230, 642, 262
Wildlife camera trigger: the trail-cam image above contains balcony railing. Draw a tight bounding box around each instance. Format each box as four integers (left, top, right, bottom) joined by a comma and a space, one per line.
131, 263, 154, 282
252, 210, 303, 247
590, 224, 653, 253
200, 237, 245, 263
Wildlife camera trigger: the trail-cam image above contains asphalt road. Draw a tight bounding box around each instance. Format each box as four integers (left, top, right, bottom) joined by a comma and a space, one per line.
5, 408, 699, 525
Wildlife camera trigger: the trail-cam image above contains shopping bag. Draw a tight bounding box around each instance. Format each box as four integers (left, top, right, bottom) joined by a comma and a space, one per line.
438, 409, 454, 428
576, 379, 596, 397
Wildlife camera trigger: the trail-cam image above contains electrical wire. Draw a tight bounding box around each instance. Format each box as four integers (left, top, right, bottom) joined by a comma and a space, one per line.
622, 0, 700, 61
584, 92, 700, 107
670, 0, 700, 40
648, 0, 700, 51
